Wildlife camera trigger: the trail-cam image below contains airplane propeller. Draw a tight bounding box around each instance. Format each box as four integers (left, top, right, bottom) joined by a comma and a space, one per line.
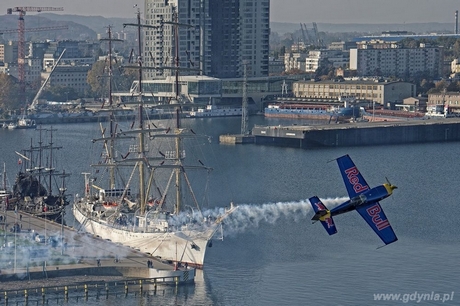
385, 177, 398, 199
385, 177, 397, 189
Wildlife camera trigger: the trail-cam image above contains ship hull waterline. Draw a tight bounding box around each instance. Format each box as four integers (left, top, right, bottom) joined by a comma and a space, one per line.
72, 203, 217, 269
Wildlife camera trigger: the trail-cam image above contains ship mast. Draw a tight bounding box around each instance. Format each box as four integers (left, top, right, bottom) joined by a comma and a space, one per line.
163, 10, 194, 215
47, 127, 56, 196
99, 26, 123, 190
169, 9, 203, 214
173, 11, 182, 215
123, 9, 160, 215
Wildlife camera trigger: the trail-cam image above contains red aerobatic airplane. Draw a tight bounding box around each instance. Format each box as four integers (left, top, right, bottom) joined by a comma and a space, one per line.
309, 154, 398, 245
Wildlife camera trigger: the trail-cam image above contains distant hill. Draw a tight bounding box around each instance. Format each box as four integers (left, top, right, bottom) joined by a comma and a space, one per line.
1, 13, 456, 42
0, 13, 138, 43
271, 22, 455, 35
37, 13, 136, 35
0, 14, 97, 41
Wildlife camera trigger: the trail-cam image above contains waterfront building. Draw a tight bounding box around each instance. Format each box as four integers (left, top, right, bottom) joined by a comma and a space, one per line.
397, 96, 428, 112
350, 40, 443, 78
429, 92, 460, 106
292, 79, 416, 106
43, 65, 91, 94
117, 75, 302, 110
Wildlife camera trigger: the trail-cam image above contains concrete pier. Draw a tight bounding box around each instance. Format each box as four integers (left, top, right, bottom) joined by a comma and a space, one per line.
219, 134, 255, 144
252, 118, 460, 148
0, 210, 194, 286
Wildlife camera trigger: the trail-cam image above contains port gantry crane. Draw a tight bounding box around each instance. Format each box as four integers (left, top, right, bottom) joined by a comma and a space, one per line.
6, 6, 65, 104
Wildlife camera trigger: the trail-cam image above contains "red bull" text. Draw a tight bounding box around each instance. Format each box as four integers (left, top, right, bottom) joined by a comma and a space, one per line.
345, 166, 369, 193
366, 204, 390, 231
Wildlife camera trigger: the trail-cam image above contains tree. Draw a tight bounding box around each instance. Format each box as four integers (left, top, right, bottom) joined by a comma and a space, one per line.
87, 60, 108, 98
87, 60, 137, 98
0, 73, 21, 117
446, 81, 460, 92
418, 79, 435, 95
41, 85, 80, 102
428, 80, 449, 94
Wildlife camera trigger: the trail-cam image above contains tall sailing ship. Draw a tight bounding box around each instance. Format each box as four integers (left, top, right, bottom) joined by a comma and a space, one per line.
72, 13, 237, 268
11, 127, 69, 221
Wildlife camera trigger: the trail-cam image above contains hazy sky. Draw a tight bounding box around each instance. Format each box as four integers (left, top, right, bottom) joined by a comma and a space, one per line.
1, 0, 460, 24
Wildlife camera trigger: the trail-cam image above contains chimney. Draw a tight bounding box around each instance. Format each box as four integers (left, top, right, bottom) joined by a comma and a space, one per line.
456, 10, 458, 34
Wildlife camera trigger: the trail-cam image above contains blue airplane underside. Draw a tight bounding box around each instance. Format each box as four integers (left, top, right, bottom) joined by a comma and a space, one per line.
309, 155, 398, 245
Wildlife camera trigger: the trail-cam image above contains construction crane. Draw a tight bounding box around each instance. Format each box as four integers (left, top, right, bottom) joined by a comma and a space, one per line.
0, 26, 68, 35
7, 6, 64, 104
29, 48, 66, 111
303, 23, 313, 45
300, 23, 308, 47
312, 22, 325, 48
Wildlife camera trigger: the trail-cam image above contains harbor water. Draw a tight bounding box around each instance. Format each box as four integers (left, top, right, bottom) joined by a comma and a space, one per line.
0, 116, 458, 305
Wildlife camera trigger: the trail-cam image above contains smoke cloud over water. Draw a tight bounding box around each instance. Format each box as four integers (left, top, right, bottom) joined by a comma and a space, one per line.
172, 197, 348, 236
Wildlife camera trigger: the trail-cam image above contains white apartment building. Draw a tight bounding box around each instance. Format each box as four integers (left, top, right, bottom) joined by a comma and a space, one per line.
0, 45, 4, 63
284, 52, 307, 72
292, 79, 416, 106
305, 50, 349, 72
350, 40, 443, 78
451, 58, 460, 73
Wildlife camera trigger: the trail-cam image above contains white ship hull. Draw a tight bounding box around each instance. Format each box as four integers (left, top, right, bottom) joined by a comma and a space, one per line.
73, 202, 217, 268
189, 105, 242, 117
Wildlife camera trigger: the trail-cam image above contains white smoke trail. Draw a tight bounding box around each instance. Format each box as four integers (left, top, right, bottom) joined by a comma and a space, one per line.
169, 196, 349, 236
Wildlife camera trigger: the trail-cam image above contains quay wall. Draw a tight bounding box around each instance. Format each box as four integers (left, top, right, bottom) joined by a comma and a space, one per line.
252, 120, 460, 148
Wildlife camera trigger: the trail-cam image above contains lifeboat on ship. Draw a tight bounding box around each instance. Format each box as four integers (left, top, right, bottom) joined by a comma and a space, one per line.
102, 201, 118, 210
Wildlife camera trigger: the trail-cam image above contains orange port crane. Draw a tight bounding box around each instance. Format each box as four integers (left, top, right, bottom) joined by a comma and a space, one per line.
6, 6, 64, 103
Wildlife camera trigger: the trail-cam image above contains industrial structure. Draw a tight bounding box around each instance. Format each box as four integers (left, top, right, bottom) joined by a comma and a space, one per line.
6, 6, 65, 103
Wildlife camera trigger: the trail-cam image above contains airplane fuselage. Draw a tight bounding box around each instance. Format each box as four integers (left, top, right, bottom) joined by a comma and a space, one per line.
309, 154, 398, 245
330, 184, 393, 217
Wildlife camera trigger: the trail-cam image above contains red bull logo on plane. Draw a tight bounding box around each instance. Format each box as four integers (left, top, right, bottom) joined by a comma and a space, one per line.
325, 218, 335, 229
345, 166, 369, 193
366, 204, 390, 231
315, 202, 326, 211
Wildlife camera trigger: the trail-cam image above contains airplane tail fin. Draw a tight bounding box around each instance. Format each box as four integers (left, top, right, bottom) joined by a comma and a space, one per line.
309, 196, 338, 236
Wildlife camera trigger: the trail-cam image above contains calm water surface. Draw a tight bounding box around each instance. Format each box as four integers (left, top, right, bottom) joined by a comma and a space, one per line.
0, 117, 458, 305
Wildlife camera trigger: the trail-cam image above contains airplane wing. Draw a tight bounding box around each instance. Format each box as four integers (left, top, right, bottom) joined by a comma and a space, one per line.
336, 154, 370, 198
356, 202, 398, 245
